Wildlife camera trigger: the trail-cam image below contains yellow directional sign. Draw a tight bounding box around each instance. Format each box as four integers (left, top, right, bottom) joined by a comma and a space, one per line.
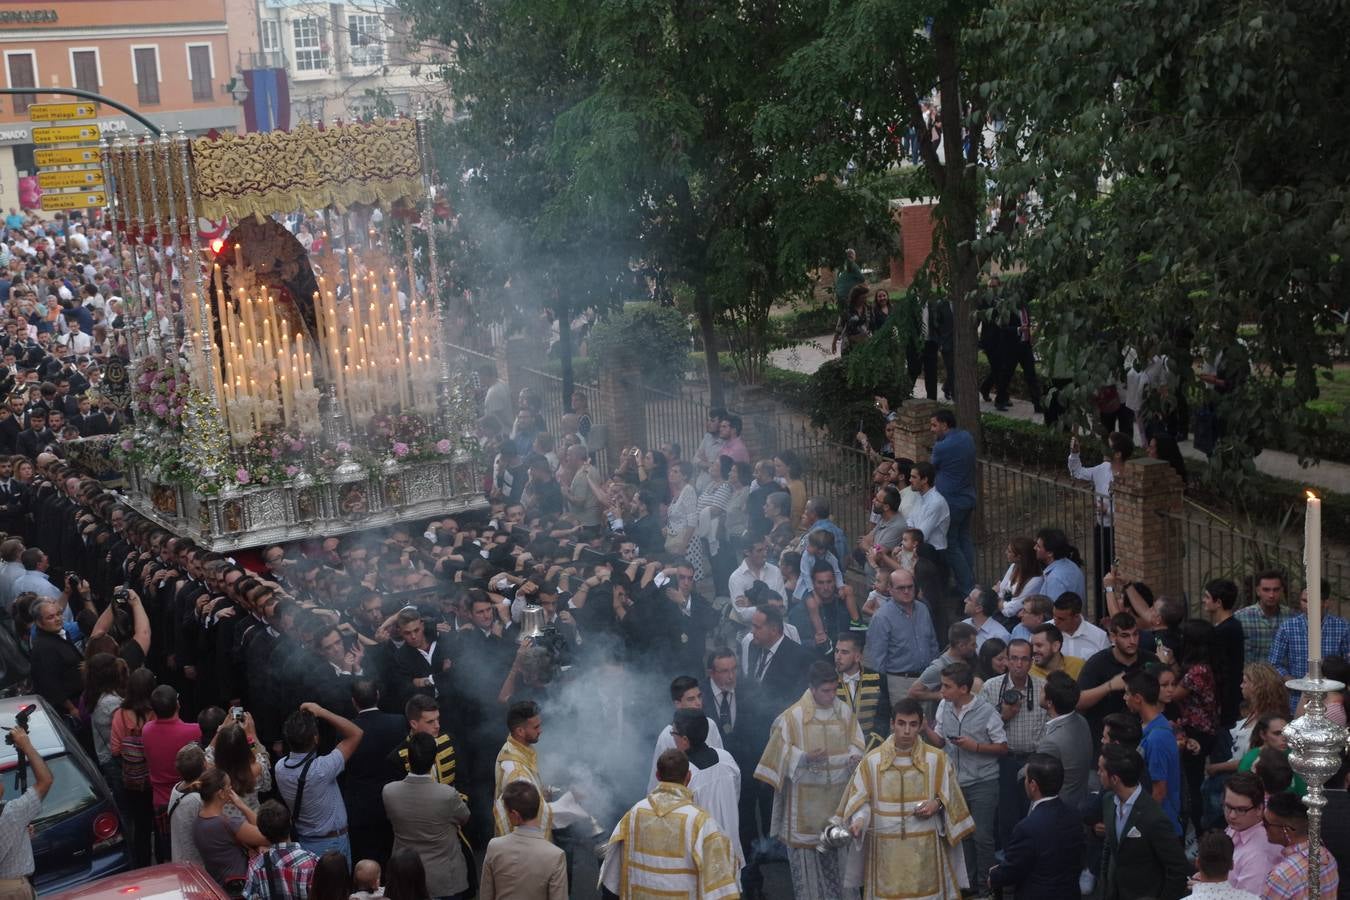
28, 102, 97, 122
34, 147, 102, 167
39, 191, 106, 211
37, 169, 104, 190
31, 124, 101, 145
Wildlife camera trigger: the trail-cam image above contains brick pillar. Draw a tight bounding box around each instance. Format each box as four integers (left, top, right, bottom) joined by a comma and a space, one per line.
735, 390, 782, 461
1112, 458, 1185, 603
892, 399, 939, 462
596, 362, 646, 459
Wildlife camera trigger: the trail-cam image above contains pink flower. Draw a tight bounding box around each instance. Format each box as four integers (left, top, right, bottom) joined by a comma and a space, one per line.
260, 475, 270, 484
271, 447, 282, 459
235, 468, 250, 484
289, 440, 305, 453
336, 441, 352, 454
120, 439, 134, 452
284, 465, 299, 477
152, 402, 169, 417
436, 439, 453, 454
392, 442, 409, 458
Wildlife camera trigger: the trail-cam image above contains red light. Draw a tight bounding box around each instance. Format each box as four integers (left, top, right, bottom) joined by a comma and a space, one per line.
93, 811, 119, 841
210, 238, 225, 255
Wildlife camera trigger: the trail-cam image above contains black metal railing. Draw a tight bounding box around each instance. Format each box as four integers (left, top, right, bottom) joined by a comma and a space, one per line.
977, 458, 1100, 600
1159, 503, 1350, 616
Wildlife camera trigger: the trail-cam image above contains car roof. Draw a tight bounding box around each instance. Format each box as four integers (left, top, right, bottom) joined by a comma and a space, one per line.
0, 696, 65, 767
45, 862, 229, 900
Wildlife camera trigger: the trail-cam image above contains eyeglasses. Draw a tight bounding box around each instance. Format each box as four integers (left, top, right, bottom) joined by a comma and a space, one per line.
1263, 820, 1295, 838
1223, 803, 1257, 815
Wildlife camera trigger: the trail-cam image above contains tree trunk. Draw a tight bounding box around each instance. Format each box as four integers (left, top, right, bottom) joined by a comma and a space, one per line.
695, 287, 724, 408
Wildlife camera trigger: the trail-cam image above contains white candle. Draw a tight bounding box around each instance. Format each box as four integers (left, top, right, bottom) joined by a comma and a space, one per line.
1307, 490, 1323, 666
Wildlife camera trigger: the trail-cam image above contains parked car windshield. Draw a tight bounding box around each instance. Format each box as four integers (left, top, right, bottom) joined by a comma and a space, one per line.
0, 756, 99, 826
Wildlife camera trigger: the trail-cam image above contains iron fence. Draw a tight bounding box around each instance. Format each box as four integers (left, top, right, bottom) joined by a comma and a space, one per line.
976, 458, 1100, 607
1159, 504, 1350, 617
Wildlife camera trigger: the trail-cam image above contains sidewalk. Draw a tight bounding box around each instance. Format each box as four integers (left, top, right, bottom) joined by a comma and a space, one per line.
768, 335, 1350, 495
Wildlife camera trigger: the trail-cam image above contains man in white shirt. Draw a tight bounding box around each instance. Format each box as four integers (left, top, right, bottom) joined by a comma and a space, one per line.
1052, 592, 1110, 659
961, 587, 1012, 648
907, 460, 950, 551
727, 539, 785, 627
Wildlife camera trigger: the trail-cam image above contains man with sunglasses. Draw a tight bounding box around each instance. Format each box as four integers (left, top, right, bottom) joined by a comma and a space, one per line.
1262, 790, 1340, 899
1220, 772, 1282, 894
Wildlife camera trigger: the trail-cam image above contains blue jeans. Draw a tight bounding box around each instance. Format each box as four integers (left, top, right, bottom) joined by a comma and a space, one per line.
299, 832, 351, 864
945, 503, 976, 594
961, 778, 998, 892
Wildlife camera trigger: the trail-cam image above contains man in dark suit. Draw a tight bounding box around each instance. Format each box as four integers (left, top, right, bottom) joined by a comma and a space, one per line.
989, 753, 1084, 900
743, 606, 812, 717
1098, 743, 1188, 900
344, 678, 406, 866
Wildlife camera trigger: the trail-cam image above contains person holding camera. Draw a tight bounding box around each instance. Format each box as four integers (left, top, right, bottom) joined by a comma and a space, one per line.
978, 637, 1048, 853
0, 719, 54, 899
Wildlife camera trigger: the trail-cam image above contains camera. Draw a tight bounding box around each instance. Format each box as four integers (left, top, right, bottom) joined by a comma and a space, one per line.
113, 586, 129, 605
5, 703, 34, 746
1000, 689, 1023, 707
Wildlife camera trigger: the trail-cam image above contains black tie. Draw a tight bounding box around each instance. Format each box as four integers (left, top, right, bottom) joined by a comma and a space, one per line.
754, 649, 771, 681
718, 691, 733, 733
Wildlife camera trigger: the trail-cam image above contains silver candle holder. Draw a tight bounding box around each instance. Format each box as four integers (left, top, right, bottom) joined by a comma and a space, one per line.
1285, 659, 1348, 900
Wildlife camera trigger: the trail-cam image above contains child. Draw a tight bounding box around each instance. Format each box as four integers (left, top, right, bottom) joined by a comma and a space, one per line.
896, 528, 921, 574
350, 859, 384, 899
862, 567, 891, 618
793, 529, 844, 603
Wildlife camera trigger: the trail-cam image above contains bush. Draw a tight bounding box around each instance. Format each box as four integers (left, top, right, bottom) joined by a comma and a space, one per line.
980, 414, 1103, 467
777, 305, 839, 341
804, 357, 910, 445
589, 304, 690, 388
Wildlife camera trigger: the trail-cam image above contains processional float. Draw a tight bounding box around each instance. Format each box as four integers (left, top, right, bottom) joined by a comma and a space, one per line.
89, 114, 483, 551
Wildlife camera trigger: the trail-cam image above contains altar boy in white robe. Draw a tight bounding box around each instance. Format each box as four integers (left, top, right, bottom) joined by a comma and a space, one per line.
672, 708, 743, 871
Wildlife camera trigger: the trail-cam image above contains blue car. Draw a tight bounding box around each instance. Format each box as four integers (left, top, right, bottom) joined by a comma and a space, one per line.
0, 695, 130, 893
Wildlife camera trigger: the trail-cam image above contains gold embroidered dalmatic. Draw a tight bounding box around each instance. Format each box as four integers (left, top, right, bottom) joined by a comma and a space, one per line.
754, 690, 866, 848
836, 737, 974, 900
492, 735, 553, 837
598, 782, 740, 900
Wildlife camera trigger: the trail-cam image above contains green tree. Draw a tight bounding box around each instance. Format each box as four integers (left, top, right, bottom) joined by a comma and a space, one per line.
757, 0, 1004, 439
402, 0, 896, 407
983, 0, 1349, 474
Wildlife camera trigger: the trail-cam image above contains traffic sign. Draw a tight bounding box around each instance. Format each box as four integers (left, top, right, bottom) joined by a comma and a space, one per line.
37, 169, 104, 190
35, 147, 102, 167
28, 102, 97, 122
31, 124, 101, 145
39, 191, 106, 211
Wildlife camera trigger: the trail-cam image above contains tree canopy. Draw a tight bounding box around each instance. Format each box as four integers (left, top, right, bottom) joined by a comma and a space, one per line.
983, 0, 1350, 472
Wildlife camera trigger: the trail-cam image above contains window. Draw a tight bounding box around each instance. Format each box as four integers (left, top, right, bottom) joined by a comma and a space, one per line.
292, 17, 328, 72
347, 14, 383, 67
132, 47, 160, 105
261, 19, 281, 53
5, 52, 36, 113
70, 50, 100, 92
188, 45, 213, 101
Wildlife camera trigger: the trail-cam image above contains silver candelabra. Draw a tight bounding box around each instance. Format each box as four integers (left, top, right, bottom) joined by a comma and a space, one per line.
1285, 659, 1348, 900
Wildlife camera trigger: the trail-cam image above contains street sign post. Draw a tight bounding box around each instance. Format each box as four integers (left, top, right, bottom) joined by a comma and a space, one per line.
31, 124, 101, 144
37, 169, 104, 190
38, 191, 105, 211
27, 102, 97, 122
34, 147, 102, 167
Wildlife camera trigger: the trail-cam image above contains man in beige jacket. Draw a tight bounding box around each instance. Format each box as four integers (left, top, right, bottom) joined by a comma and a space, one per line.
480, 782, 567, 900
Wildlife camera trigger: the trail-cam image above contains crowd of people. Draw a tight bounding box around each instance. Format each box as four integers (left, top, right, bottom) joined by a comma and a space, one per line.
0, 206, 1334, 900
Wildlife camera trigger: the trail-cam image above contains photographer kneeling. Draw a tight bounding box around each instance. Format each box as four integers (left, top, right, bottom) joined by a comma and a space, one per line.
0, 720, 53, 899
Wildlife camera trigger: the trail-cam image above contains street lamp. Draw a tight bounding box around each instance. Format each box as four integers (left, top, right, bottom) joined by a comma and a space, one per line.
225, 76, 249, 105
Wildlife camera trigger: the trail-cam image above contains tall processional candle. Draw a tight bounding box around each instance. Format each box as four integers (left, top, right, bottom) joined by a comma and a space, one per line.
1307, 490, 1323, 664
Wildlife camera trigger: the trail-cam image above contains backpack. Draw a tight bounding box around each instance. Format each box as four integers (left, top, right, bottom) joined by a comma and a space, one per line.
119, 709, 149, 791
